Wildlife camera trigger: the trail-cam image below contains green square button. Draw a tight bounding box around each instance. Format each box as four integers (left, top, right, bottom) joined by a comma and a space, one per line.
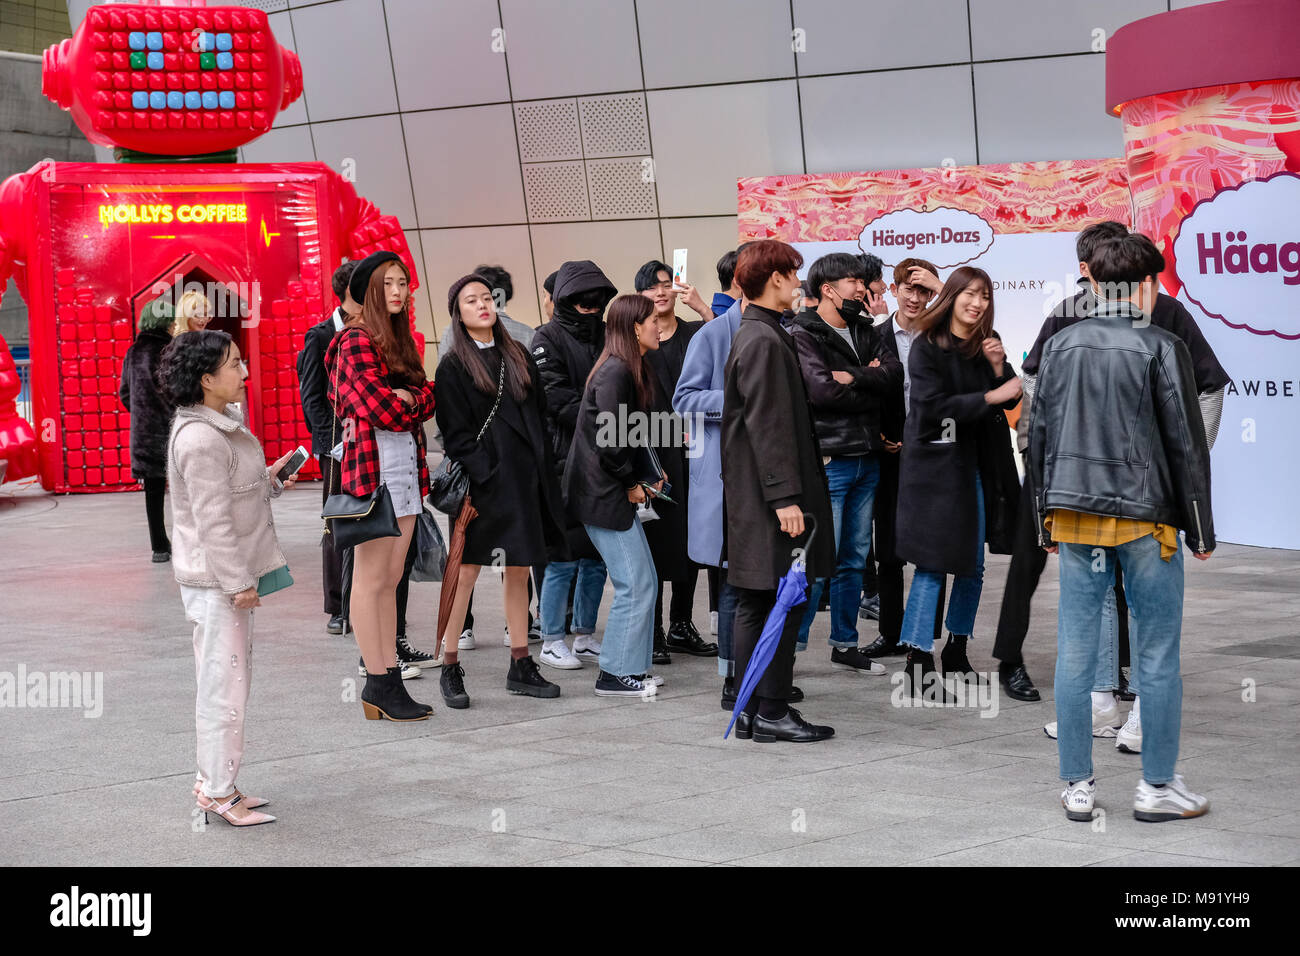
199, 52, 216, 70
130, 51, 147, 69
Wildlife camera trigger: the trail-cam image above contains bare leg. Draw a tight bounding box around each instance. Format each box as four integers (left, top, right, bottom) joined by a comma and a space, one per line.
352, 515, 416, 674
381, 516, 417, 668
504, 566, 531, 651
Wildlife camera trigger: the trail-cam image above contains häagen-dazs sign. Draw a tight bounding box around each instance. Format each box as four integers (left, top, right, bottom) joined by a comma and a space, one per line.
857, 207, 994, 269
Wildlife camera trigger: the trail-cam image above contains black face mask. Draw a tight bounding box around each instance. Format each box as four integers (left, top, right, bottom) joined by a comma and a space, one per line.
833, 293, 864, 323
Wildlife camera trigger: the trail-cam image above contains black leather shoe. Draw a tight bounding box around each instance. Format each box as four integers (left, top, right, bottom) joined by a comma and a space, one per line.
863, 634, 906, 658
666, 620, 718, 657
733, 711, 754, 740
903, 649, 956, 704
752, 707, 834, 743
326, 614, 344, 635
999, 662, 1041, 702
652, 627, 672, 666
787, 684, 804, 704
858, 593, 880, 621
940, 633, 985, 683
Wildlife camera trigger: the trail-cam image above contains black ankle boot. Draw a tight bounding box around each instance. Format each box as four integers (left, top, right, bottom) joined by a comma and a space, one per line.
388, 666, 434, 714
904, 649, 956, 704
940, 633, 983, 682
652, 626, 672, 665
360, 668, 430, 721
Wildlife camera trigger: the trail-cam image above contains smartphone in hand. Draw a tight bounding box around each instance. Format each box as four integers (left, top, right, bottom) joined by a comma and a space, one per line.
277, 445, 309, 482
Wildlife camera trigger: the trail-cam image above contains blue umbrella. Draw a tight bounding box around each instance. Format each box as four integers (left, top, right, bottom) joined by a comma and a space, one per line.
725, 515, 817, 739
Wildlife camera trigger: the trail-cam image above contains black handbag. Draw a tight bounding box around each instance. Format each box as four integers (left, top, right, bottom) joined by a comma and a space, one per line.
320, 338, 401, 550
409, 506, 448, 582
428, 355, 506, 517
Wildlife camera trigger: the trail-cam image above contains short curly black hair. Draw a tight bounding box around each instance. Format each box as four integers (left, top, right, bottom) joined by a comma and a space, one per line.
158, 330, 234, 407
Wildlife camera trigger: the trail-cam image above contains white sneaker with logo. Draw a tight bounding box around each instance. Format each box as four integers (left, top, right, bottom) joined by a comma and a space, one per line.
457, 628, 475, 650
540, 639, 583, 670
1061, 778, 1096, 822
572, 635, 603, 660
1134, 774, 1209, 822
1116, 707, 1142, 753
1044, 699, 1121, 739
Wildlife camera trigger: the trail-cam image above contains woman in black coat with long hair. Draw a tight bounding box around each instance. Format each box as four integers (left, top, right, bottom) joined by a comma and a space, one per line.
895, 266, 1022, 697
434, 274, 569, 709
119, 297, 176, 561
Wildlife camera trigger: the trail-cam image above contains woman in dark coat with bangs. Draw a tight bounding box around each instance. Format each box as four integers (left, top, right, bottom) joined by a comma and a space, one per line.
120, 297, 176, 561
433, 274, 568, 710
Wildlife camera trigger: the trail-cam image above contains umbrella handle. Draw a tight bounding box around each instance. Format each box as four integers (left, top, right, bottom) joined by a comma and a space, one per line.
788, 512, 818, 571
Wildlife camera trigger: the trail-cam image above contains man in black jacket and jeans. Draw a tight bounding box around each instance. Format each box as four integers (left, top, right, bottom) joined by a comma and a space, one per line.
790, 253, 902, 675
1029, 233, 1214, 823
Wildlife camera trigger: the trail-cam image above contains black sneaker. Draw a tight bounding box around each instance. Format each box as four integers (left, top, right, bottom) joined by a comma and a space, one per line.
830, 646, 887, 675
858, 593, 880, 621
397, 633, 440, 669
595, 670, 655, 698
666, 620, 718, 657
440, 662, 470, 709
507, 655, 561, 699
326, 614, 344, 635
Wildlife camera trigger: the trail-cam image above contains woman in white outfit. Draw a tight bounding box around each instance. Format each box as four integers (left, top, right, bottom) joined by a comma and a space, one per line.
161, 329, 301, 827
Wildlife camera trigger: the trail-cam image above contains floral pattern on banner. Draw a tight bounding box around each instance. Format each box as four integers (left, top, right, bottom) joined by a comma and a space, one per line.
1120, 80, 1300, 299
737, 159, 1131, 243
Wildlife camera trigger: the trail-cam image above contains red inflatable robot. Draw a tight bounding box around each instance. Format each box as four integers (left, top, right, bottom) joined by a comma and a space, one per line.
0, 0, 423, 491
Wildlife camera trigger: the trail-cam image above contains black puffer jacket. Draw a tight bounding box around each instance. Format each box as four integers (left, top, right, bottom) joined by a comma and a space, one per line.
119, 327, 173, 479
530, 260, 616, 477
1028, 303, 1214, 554
790, 308, 902, 457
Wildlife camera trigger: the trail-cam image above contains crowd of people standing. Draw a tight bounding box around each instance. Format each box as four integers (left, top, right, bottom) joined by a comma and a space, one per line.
132, 222, 1224, 827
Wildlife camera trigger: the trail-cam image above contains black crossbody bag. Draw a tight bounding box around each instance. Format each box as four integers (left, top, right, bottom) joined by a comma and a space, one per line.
428, 354, 506, 517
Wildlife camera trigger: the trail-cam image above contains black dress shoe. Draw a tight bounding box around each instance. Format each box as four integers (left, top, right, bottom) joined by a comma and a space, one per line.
652, 627, 672, 666
666, 620, 718, 657
787, 684, 804, 704
721, 680, 803, 710
733, 711, 754, 740
752, 707, 835, 743
858, 593, 881, 621
999, 662, 1041, 702
863, 634, 906, 658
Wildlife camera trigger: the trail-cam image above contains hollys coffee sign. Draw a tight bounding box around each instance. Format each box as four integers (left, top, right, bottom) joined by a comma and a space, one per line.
1173, 172, 1300, 340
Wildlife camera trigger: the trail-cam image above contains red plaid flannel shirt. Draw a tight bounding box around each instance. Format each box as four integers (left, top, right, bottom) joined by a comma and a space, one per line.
325, 327, 435, 499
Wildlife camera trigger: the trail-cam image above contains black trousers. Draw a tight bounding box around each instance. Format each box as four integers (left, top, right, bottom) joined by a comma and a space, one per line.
707, 566, 720, 614
862, 545, 879, 598
320, 456, 344, 616
654, 564, 699, 631
142, 475, 170, 554
733, 584, 802, 708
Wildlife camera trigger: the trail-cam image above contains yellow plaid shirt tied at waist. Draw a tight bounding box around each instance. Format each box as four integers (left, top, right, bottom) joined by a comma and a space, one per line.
1045, 510, 1180, 562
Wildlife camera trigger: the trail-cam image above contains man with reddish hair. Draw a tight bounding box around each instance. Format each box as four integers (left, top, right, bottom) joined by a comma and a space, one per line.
721, 240, 835, 743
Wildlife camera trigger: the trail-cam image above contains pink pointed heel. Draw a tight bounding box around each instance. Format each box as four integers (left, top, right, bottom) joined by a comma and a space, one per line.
196, 792, 276, 827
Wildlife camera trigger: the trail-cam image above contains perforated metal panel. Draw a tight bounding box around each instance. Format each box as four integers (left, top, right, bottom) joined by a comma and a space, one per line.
587, 158, 657, 220
578, 93, 651, 158
522, 162, 590, 222
514, 99, 582, 163
232, 0, 290, 12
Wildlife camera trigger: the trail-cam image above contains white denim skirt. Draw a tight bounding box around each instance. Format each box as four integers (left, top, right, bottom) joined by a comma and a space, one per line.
374, 428, 421, 517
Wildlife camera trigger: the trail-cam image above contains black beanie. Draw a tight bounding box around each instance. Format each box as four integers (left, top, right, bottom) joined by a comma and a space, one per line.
447, 273, 494, 320
348, 250, 403, 306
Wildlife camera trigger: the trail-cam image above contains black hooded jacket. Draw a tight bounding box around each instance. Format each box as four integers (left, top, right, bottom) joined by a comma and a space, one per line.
530, 260, 616, 475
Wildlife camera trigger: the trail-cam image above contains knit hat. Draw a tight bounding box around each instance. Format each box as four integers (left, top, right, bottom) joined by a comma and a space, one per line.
447, 273, 494, 320
348, 250, 403, 306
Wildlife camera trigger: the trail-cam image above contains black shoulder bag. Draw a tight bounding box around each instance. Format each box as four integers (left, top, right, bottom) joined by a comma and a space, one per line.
428, 353, 506, 517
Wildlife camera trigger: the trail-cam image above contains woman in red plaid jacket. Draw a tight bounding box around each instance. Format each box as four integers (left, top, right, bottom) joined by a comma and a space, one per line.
325, 251, 436, 721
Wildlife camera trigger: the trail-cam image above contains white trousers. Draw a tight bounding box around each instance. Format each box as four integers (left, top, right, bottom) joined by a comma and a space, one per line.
180, 585, 253, 798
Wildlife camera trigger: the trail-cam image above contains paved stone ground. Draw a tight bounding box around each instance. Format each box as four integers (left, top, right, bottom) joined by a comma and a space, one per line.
2, 480, 1298, 867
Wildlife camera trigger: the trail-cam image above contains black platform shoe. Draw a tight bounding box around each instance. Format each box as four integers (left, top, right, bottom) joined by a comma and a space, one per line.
940, 633, 984, 683
903, 649, 956, 704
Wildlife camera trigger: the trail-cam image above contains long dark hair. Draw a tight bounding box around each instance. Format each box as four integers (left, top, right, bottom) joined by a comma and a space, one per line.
445, 275, 532, 401
913, 265, 995, 359
353, 258, 427, 386
588, 294, 656, 409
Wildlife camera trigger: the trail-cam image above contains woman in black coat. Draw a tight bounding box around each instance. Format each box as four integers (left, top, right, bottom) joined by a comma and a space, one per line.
564, 294, 667, 699
119, 298, 175, 561
895, 266, 1022, 695
434, 274, 569, 709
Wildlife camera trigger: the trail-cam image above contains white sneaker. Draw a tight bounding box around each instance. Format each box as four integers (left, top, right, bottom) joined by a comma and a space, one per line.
1134, 773, 1209, 822
539, 639, 583, 670
1044, 699, 1121, 739
357, 659, 422, 680
1061, 778, 1096, 822
503, 626, 511, 647
572, 635, 602, 660
1116, 708, 1142, 753
710, 611, 718, 636
636, 672, 665, 687
458, 628, 475, 651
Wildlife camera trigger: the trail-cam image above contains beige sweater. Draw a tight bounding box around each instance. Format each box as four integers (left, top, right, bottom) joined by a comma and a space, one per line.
167, 403, 286, 594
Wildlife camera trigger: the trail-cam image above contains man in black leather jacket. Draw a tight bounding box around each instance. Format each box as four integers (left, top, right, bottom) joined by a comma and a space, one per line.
1028, 233, 1214, 824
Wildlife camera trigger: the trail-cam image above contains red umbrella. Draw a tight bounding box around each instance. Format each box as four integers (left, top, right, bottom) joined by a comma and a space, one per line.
435, 495, 478, 656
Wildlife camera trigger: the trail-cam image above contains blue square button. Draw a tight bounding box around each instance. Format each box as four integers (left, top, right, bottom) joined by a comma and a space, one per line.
146, 32, 163, 51
216, 52, 233, 70
147, 51, 164, 70
202, 91, 219, 110
218, 91, 236, 109
131, 91, 149, 109
149, 91, 167, 110
216, 33, 233, 52
185, 91, 202, 110
128, 32, 146, 51
167, 91, 184, 110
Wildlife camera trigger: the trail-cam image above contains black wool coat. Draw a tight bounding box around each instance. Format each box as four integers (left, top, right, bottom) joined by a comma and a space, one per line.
895, 331, 1021, 576
721, 304, 835, 591
433, 346, 568, 565
118, 327, 173, 479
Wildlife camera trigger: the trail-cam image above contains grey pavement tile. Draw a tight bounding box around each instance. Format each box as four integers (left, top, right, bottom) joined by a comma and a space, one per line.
918, 835, 1130, 867
621, 822, 816, 863
1090, 851, 1253, 867
533, 848, 687, 866
1155, 830, 1300, 865
407, 832, 592, 866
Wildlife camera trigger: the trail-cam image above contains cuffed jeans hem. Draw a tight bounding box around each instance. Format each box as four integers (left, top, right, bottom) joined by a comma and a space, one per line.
1060, 767, 1095, 784
570, 626, 596, 636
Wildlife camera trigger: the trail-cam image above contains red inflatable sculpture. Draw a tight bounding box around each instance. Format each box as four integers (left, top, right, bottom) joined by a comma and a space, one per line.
0, 0, 423, 492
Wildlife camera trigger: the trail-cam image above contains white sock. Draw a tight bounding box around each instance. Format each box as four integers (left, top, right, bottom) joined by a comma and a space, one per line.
1130, 696, 1140, 719
1092, 690, 1114, 711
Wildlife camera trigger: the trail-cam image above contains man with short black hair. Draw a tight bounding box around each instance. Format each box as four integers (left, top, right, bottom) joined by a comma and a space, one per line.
712, 247, 745, 317
1030, 232, 1214, 823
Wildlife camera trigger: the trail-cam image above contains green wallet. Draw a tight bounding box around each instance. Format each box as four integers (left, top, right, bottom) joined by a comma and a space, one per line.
257, 565, 293, 597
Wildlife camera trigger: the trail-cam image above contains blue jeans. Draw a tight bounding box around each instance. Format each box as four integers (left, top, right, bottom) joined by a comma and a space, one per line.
797, 454, 880, 650
538, 558, 606, 641
717, 570, 737, 678
901, 473, 985, 653
1098, 582, 1142, 696
584, 523, 657, 678
1056, 536, 1184, 785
